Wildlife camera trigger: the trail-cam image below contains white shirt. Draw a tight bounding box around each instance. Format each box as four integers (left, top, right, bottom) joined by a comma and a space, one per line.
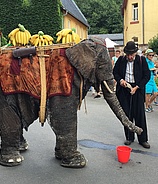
125, 61, 135, 83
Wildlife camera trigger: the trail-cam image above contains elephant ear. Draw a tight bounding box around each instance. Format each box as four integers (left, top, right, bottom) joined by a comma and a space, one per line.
66, 39, 97, 83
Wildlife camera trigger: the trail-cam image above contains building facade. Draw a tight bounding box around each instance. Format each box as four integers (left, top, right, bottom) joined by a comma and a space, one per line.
61, 0, 89, 40
122, 0, 158, 45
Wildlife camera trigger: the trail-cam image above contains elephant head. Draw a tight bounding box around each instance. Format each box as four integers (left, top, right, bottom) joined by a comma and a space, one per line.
66, 38, 143, 135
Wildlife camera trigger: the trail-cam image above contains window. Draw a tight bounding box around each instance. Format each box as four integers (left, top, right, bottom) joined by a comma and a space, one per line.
132, 3, 138, 21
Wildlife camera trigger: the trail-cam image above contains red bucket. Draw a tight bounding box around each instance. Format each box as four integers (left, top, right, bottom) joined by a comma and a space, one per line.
116, 145, 132, 163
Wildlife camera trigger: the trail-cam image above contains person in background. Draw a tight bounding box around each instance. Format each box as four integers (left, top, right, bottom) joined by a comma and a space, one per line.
112, 49, 121, 67
142, 49, 146, 56
145, 49, 158, 112
89, 86, 101, 98
94, 84, 102, 98
112, 50, 121, 91
113, 41, 150, 149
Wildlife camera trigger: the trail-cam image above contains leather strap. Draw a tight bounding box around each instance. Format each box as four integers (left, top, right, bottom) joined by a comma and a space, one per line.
38, 49, 48, 125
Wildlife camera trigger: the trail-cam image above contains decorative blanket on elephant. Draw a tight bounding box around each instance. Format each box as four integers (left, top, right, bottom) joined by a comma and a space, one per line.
0, 48, 74, 99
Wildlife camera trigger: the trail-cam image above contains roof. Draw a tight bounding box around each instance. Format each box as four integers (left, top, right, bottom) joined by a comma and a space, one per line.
61, 0, 89, 27
88, 33, 124, 46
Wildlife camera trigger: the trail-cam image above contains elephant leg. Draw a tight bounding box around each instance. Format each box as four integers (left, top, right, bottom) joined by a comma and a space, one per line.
5, 94, 29, 151
0, 105, 24, 166
19, 128, 29, 151
49, 88, 86, 168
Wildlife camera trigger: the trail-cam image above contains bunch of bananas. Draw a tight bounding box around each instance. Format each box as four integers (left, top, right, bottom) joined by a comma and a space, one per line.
8, 24, 31, 46
30, 31, 54, 46
56, 28, 81, 44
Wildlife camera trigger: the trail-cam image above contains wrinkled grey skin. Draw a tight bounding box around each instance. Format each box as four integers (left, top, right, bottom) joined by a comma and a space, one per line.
66, 39, 142, 134
0, 39, 142, 167
0, 88, 23, 166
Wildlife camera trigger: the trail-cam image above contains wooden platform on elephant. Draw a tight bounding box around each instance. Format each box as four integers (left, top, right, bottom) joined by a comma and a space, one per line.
0, 43, 74, 54
0, 43, 75, 99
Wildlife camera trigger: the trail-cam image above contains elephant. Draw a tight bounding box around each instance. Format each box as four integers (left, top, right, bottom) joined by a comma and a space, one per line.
0, 38, 142, 168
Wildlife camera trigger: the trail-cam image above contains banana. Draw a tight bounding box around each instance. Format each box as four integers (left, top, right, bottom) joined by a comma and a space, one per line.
25, 30, 31, 45
8, 24, 32, 46
66, 34, 70, 43
8, 28, 19, 38
38, 38, 42, 46
48, 40, 53, 45
43, 38, 48, 45
62, 36, 66, 44
25, 30, 31, 39
56, 34, 62, 43
10, 34, 15, 42
73, 33, 81, 44
69, 33, 72, 43
20, 31, 24, 45
22, 31, 26, 45
15, 31, 21, 44
11, 37, 16, 46
39, 35, 44, 46
61, 28, 72, 37
71, 31, 76, 42
42, 41, 45, 46
34, 36, 39, 46
30, 34, 39, 45
31, 34, 39, 39
56, 30, 63, 43
15, 31, 19, 44
39, 35, 44, 42
43, 35, 50, 42
44, 34, 53, 41
56, 30, 63, 36
25, 31, 29, 45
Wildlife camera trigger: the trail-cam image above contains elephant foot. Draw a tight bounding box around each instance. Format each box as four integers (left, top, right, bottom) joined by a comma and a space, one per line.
60, 152, 87, 168
0, 151, 24, 167
19, 139, 29, 151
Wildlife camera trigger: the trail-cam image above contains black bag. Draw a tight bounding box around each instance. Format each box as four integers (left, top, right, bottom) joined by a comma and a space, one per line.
12, 47, 36, 65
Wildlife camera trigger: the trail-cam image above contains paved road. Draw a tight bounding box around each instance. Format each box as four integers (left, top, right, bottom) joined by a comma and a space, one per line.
1, 92, 158, 184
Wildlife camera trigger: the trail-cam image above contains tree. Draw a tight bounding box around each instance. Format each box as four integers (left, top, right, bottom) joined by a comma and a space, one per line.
0, 0, 62, 38
148, 34, 158, 54
74, 0, 123, 34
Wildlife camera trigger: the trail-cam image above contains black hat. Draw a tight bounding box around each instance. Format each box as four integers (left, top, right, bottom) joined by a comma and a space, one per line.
123, 41, 138, 54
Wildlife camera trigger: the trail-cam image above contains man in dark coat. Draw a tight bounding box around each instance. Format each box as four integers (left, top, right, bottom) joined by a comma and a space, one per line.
113, 41, 151, 148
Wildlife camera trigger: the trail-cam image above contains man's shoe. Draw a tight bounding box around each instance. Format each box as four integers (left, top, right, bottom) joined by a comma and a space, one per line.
124, 140, 132, 145
139, 142, 150, 149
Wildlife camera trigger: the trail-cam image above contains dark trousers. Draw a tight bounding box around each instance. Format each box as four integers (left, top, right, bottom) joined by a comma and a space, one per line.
116, 85, 148, 143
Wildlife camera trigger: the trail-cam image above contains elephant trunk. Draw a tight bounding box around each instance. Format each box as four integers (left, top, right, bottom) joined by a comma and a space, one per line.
101, 80, 143, 135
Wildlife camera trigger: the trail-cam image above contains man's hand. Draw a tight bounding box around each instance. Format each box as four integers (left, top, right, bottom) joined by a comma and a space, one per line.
120, 79, 127, 87
130, 86, 139, 95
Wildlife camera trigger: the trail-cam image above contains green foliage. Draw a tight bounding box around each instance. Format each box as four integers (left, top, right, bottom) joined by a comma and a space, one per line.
22, 0, 31, 7
0, 0, 123, 39
148, 34, 158, 54
0, 36, 8, 46
0, 0, 62, 38
74, 0, 123, 34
